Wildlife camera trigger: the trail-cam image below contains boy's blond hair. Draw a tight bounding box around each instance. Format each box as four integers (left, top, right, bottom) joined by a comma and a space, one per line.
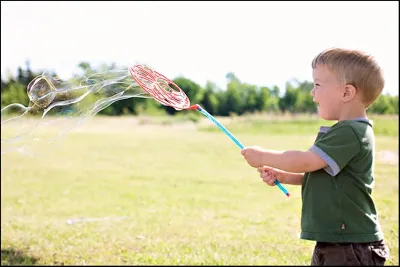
311, 48, 385, 108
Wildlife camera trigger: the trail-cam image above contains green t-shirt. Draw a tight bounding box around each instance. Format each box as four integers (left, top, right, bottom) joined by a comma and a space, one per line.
300, 118, 384, 243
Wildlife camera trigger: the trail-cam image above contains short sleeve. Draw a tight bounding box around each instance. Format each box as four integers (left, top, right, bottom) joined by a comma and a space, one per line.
309, 124, 360, 176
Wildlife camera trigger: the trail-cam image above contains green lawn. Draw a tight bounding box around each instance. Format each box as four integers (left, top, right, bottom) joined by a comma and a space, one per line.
1, 115, 398, 265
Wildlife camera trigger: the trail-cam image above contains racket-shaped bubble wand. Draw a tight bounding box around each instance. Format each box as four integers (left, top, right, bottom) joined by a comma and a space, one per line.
129, 65, 290, 197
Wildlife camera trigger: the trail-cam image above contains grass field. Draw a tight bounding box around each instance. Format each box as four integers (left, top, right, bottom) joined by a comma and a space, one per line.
1, 114, 398, 265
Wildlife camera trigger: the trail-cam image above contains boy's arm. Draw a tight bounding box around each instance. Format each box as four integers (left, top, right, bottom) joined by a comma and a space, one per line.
281, 171, 304, 185
241, 147, 327, 173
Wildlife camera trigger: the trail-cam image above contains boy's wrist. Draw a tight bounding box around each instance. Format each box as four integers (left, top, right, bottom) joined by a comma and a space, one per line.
261, 150, 271, 168
279, 173, 287, 184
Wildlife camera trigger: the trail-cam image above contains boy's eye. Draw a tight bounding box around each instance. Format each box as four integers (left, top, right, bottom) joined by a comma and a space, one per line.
314, 83, 320, 87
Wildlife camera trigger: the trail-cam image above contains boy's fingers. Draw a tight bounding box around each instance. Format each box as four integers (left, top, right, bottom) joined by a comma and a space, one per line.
260, 172, 272, 179
263, 165, 273, 171
263, 177, 276, 186
263, 177, 275, 185
258, 166, 270, 172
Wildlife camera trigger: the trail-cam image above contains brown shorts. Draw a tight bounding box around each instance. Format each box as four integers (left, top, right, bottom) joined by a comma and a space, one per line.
311, 239, 390, 266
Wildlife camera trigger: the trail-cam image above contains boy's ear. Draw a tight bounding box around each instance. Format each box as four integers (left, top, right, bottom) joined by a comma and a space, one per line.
342, 84, 357, 102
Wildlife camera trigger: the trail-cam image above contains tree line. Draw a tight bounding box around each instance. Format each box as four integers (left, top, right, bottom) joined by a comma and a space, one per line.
1, 61, 398, 116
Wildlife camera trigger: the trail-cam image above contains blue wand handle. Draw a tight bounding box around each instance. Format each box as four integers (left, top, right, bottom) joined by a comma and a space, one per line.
193, 105, 290, 197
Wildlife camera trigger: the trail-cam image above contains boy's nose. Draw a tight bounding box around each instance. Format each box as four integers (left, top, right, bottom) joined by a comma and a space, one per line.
310, 88, 315, 96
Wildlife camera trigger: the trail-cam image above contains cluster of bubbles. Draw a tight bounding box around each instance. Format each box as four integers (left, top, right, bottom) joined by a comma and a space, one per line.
1, 69, 151, 154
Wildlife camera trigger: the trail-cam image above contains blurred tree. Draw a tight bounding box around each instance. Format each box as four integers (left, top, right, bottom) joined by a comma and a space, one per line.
242, 84, 258, 113
221, 73, 242, 115
1, 81, 29, 109
200, 81, 220, 115
1, 62, 398, 116
293, 81, 315, 113
368, 93, 396, 114
279, 82, 298, 113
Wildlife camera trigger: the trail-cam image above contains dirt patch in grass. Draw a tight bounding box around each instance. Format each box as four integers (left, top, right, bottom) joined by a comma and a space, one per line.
1, 248, 39, 265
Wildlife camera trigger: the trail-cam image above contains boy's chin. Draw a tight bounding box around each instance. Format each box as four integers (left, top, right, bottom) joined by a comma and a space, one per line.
317, 109, 336, 120
320, 114, 337, 121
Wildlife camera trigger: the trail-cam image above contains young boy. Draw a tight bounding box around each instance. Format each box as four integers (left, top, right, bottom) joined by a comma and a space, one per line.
241, 48, 390, 266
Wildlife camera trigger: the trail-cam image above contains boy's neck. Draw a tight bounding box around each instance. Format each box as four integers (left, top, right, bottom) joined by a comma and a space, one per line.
337, 103, 367, 121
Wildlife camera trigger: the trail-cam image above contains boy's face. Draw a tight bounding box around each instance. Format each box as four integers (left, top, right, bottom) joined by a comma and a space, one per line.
311, 65, 344, 120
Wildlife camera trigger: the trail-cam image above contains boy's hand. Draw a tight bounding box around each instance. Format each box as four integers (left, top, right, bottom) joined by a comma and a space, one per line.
241, 146, 265, 168
257, 166, 284, 186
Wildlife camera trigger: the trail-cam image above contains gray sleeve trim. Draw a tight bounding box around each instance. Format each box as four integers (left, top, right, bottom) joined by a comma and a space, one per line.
309, 145, 340, 176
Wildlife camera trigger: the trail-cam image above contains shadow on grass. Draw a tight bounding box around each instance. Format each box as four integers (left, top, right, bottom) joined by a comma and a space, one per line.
1, 247, 39, 266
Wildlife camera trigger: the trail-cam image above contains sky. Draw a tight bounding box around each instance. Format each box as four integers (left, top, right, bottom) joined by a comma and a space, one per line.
1, 1, 399, 95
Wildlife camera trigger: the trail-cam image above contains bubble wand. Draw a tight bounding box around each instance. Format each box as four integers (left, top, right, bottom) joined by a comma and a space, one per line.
129, 65, 290, 197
